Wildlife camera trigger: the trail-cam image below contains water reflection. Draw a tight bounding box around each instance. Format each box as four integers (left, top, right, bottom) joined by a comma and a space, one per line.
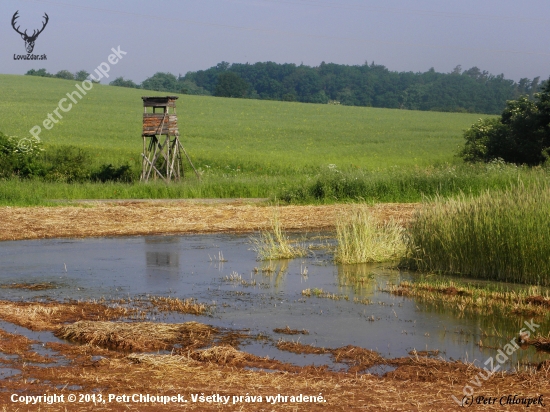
0, 234, 547, 370
335, 262, 409, 298
257, 260, 289, 292
145, 237, 180, 285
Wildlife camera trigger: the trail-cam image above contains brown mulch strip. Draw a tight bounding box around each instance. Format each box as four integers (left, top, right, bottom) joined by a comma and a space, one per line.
277, 341, 385, 373
520, 333, 550, 353
0, 328, 53, 364
526, 296, 550, 308
0, 202, 418, 241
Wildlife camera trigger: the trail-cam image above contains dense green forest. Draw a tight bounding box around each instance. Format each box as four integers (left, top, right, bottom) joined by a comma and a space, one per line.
27, 61, 544, 115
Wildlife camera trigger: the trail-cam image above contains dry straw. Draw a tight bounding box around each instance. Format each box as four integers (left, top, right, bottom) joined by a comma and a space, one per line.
55, 321, 217, 351
0, 300, 132, 331
149, 296, 209, 315
193, 345, 248, 365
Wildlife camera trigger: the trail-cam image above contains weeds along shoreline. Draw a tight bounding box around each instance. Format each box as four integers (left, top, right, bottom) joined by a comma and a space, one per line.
249, 178, 550, 287
1, 161, 549, 206
2, 153, 550, 286
406, 181, 550, 286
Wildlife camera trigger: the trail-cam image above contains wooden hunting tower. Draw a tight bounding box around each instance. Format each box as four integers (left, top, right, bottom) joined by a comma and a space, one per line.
141, 96, 198, 182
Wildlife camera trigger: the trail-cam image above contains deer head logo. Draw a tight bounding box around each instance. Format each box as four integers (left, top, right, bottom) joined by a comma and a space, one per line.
11, 11, 49, 54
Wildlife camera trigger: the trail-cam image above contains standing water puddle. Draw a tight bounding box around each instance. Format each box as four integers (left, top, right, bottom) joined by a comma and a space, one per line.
0, 234, 547, 371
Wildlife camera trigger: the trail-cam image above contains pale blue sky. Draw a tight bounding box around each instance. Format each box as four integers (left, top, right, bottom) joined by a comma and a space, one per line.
1, 0, 549, 83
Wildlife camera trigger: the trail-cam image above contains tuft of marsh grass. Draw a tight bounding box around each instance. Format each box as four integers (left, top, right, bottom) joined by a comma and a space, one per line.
250, 215, 307, 260
335, 206, 406, 264
406, 181, 550, 285
301, 288, 349, 301
224, 271, 243, 282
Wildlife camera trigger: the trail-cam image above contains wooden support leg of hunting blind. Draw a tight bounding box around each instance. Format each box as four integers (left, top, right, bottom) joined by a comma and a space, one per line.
140, 96, 198, 183
141, 135, 189, 183
141, 153, 165, 181
141, 135, 146, 181
169, 139, 181, 181
145, 136, 164, 181
166, 135, 170, 180
178, 141, 201, 180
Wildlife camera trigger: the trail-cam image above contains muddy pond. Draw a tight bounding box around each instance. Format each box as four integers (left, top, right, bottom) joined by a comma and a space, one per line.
0, 233, 547, 374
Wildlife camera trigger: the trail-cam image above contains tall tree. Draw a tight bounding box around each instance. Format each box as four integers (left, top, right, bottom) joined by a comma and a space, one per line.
461, 77, 550, 165
214, 72, 250, 98
141, 72, 180, 92
110, 77, 140, 88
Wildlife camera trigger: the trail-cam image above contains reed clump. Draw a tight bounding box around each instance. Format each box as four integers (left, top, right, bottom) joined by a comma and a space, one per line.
406, 181, 550, 285
250, 214, 307, 260
335, 206, 406, 264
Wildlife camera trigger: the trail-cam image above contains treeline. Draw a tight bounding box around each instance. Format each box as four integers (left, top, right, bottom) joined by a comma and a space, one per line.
461, 76, 550, 165
182, 62, 543, 114
26, 62, 545, 114
25, 68, 93, 81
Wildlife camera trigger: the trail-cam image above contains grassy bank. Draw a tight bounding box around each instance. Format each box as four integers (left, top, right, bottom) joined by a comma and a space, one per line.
0, 175, 283, 206
406, 181, 550, 285
0, 73, 495, 205
2, 162, 548, 206
278, 161, 549, 203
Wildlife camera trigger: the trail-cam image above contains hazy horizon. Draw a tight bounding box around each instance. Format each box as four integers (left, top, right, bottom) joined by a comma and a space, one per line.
1, 0, 549, 84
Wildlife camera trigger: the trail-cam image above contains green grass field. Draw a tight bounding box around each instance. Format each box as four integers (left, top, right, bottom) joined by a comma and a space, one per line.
0, 74, 547, 205
0, 74, 482, 170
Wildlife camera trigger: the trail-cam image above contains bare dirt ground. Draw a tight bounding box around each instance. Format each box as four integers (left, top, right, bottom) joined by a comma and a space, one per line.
0, 200, 418, 241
